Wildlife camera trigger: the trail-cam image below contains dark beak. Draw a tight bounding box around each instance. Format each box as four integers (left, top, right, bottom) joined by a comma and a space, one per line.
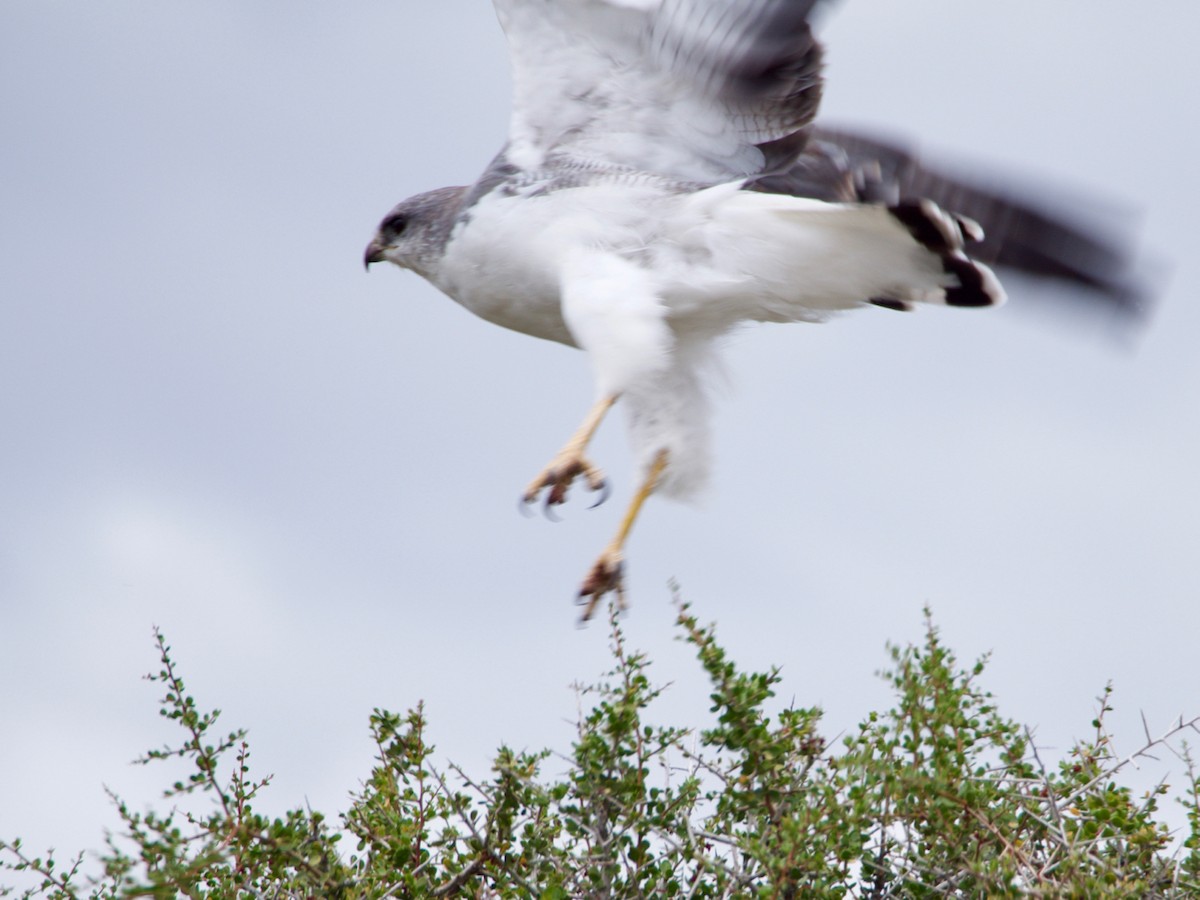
363, 237, 386, 271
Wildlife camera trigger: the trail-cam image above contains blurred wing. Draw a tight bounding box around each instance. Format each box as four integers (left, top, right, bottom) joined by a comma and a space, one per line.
493, 0, 827, 182
754, 126, 1150, 319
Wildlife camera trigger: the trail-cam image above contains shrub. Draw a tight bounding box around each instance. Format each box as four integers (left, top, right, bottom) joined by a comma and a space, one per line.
4, 598, 1199, 898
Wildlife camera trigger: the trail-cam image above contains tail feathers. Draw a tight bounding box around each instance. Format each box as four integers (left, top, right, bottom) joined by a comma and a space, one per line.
702, 189, 1006, 319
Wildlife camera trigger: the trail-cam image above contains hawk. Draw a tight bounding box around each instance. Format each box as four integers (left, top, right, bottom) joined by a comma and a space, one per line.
364, 0, 1144, 620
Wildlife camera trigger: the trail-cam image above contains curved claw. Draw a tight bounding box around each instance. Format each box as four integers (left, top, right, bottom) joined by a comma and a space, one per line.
587, 478, 611, 509
542, 494, 563, 522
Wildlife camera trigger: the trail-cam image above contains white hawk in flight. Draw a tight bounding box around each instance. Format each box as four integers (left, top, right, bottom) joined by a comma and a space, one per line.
364, 0, 1144, 620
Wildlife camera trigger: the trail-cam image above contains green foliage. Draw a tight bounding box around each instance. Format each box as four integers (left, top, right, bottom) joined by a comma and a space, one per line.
4, 608, 1199, 898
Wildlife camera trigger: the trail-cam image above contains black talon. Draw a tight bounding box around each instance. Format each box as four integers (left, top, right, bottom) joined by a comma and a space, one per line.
588, 479, 611, 509
542, 494, 563, 522
518, 494, 537, 517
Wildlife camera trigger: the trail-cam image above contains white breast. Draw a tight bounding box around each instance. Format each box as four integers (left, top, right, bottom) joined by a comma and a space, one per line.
431, 181, 678, 346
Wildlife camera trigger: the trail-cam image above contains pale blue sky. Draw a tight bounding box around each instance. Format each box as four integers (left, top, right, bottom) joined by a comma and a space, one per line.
2, 0, 1198, 877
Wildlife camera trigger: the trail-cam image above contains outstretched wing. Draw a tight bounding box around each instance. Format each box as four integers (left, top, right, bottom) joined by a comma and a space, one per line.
755, 126, 1149, 319
493, 0, 827, 182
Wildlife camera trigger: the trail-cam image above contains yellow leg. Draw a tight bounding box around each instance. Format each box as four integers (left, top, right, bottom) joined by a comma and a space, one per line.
524, 394, 618, 507
577, 448, 669, 622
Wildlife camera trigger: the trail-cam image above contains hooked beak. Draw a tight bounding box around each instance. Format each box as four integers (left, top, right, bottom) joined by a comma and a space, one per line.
363, 237, 387, 271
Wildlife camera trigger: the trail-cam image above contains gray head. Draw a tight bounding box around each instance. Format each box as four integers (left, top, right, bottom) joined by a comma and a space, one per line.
363, 185, 469, 280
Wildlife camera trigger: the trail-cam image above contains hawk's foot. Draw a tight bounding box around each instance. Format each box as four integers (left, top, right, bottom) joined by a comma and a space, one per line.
522, 395, 618, 516
572, 447, 669, 623
522, 451, 609, 514
577, 545, 626, 623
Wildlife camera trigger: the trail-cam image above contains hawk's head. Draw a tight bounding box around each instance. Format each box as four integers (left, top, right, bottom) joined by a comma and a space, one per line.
363, 185, 469, 280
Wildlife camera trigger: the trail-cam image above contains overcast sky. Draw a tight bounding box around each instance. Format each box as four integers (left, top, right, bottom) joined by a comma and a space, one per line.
2, 0, 1198, 879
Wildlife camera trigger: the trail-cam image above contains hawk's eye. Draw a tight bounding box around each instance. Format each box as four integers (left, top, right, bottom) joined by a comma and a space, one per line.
381, 213, 408, 235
